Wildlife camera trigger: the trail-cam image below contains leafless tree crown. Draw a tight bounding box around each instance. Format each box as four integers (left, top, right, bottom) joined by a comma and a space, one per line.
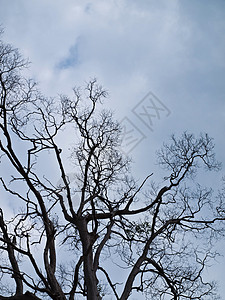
0, 32, 224, 300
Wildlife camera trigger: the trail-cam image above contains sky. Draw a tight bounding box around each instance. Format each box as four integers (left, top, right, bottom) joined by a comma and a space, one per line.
0, 0, 225, 298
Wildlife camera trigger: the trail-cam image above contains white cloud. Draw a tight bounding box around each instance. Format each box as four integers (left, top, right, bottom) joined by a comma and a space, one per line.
0, 0, 225, 296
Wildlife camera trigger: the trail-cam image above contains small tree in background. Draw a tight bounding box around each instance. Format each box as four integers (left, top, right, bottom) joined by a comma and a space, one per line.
0, 33, 224, 300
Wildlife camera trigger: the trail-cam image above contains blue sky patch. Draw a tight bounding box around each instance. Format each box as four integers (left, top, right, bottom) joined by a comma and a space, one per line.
57, 40, 80, 70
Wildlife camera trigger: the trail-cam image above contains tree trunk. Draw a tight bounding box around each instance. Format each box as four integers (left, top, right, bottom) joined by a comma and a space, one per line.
78, 220, 100, 300
83, 250, 100, 300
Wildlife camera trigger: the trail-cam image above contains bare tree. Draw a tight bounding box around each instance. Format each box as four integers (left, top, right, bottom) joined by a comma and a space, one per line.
0, 33, 224, 300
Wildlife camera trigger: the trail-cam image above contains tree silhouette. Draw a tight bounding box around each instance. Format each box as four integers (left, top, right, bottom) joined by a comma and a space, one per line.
0, 32, 224, 300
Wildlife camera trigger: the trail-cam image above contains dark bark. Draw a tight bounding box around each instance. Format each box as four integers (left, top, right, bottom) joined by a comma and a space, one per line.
0, 209, 23, 295
0, 291, 41, 300
78, 219, 100, 300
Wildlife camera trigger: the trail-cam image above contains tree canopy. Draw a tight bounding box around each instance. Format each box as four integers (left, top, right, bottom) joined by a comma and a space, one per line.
0, 32, 224, 300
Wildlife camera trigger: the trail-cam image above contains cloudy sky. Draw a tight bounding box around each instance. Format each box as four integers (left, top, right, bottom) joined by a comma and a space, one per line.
0, 0, 225, 297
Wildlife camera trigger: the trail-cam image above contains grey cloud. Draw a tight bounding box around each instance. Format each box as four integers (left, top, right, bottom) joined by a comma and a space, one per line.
0, 0, 225, 296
